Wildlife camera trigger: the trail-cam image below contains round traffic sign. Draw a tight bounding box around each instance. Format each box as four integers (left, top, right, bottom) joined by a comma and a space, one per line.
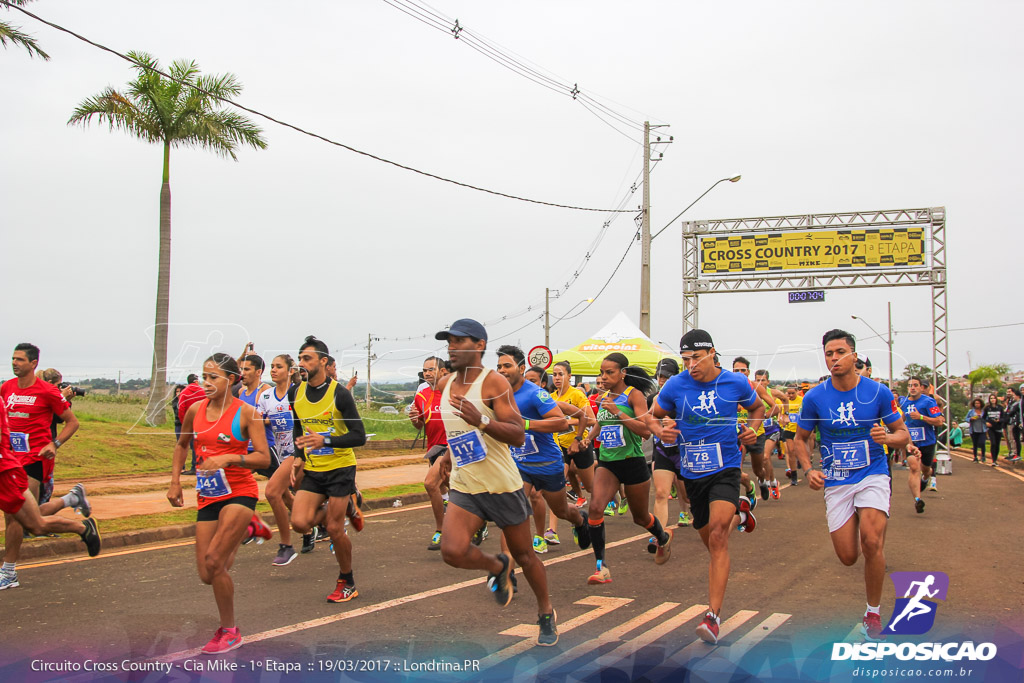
528, 345, 553, 370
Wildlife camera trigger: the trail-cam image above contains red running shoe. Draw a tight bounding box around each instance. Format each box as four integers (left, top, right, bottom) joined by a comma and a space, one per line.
862, 613, 885, 642
246, 514, 272, 545
327, 579, 359, 603
201, 627, 243, 655
347, 492, 364, 532
738, 498, 757, 533
696, 612, 720, 644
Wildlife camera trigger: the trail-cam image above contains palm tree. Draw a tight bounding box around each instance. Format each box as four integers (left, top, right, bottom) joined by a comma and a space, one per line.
968, 363, 1010, 399
1, 0, 50, 60
70, 52, 268, 424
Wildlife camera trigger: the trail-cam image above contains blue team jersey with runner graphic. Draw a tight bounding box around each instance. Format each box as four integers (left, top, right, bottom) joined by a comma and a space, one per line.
511, 381, 564, 475
798, 377, 900, 488
898, 395, 939, 446
654, 369, 758, 480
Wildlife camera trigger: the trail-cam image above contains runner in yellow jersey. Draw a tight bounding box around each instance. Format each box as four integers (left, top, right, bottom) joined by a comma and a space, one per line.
288, 336, 367, 604
781, 386, 802, 486
547, 360, 597, 545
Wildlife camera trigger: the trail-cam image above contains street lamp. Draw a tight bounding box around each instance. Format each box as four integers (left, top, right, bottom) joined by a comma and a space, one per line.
546, 297, 594, 346
851, 304, 893, 388
650, 175, 741, 241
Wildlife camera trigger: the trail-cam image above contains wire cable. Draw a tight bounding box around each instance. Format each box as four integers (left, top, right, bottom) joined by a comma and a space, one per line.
6, 2, 633, 214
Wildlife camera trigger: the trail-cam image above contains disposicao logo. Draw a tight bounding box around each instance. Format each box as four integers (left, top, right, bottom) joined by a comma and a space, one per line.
832, 571, 998, 662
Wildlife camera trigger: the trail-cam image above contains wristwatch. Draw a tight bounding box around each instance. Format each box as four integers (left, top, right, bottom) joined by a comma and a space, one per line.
53, 439, 62, 449
479, 415, 491, 430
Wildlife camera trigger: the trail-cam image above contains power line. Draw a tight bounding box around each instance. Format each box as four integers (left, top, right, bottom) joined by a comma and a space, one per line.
378, 0, 656, 141
7, 2, 634, 214
551, 231, 638, 327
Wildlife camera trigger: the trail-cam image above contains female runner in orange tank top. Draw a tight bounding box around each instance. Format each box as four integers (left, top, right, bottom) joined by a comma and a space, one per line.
166, 353, 270, 655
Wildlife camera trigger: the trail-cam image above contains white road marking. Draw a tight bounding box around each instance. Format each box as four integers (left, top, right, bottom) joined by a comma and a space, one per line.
596, 604, 712, 668
726, 612, 791, 657
480, 596, 633, 667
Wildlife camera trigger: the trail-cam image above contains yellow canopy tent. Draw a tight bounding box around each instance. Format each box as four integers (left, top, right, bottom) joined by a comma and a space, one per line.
551, 311, 681, 377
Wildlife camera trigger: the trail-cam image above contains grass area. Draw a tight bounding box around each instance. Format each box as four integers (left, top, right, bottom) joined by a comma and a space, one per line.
72, 395, 176, 426
2, 484, 426, 544
58, 420, 177, 480
362, 409, 419, 440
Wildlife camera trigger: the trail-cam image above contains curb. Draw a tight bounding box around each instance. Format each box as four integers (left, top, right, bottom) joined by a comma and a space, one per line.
20, 491, 431, 561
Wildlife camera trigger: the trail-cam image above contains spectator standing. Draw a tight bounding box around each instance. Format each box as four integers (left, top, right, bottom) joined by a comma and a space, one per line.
967, 398, 987, 462
1004, 387, 1021, 461
982, 394, 1003, 467
177, 374, 204, 474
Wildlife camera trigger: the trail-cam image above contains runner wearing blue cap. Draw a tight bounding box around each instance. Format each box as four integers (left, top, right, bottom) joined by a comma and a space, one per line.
432, 319, 558, 647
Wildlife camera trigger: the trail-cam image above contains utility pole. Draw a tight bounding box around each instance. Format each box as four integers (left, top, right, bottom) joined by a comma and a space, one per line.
366, 333, 372, 407
545, 287, 550, 348
117, 370, 121, 397
639, 121, 651, 336
887, 301, 893, 389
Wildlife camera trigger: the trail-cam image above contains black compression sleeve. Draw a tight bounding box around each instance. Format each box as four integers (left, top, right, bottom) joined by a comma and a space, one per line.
288, 384, 305, 460
328, 384, 367, 449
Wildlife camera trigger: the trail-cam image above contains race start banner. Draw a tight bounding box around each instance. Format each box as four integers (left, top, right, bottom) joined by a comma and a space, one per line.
700, 227, 926, 275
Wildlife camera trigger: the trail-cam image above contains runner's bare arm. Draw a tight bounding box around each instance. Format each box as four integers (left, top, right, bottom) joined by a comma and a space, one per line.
792, 426, 823, 490
874, 416, 910, 449
530, 404, 570, 434
452, 370, 524, 447
39, 407, 79, 460
743, 399, 765, 437
168, 404, 199, 506
241, 403, 271, 470
618, 388, 652, 438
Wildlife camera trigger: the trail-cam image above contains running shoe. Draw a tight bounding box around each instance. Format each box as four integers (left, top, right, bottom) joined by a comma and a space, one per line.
654, 529, 673, 565
788, 470, 799, 486
0, 570, 19, 591
327, 580, 358, 603
301, 533, 315, 554
769, 480, 781, 500
573, 512, 591, 550
427, 531, 442, 551
472, 525, 487, 546
533, 535, 548, 554
678, 511, 692, 527
537, 610, 559, 646
443, 498, 448, 511
746, 488, 758, 511
738, 498, 756, 533
647, 537, 658, 554
544, 529, 560, 545
246, 514, 272, 545
862, 613, 885, 642
510, 569, 518, 594
487, 553, 513, 606
566, 490, 579, 505
973, 457, 979, 463
70, 483, 91, 517
587, 565, 612, 584
927, 478, 938, 492
696, 612, 720, 644
618, 500, 629, 515
201, 627, 243, 655
669, 486, 677, 500
80, 517, 101, 557
272, 544, 297, 566
758, 479, 770, 501
604, 502, 616, 516
915, 497, 925, 514
575, 497, 588, 508
346, 493, 364, 532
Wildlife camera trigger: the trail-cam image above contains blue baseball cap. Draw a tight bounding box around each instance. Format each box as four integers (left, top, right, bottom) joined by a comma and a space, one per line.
434, 318, 488, 342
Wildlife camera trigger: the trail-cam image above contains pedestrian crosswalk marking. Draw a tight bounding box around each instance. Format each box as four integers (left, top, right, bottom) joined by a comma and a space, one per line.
591, 604, 711, 669
497, 595, 633, 638
726, 612, 791, 657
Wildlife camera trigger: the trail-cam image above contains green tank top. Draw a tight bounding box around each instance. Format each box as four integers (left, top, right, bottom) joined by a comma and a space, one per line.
596, 387, 644, 461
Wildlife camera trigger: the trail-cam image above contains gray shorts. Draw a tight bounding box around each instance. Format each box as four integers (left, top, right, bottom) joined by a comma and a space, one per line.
449, 489, 532, 529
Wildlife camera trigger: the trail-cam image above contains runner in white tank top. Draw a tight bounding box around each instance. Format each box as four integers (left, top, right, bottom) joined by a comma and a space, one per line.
433, 318, 558, 647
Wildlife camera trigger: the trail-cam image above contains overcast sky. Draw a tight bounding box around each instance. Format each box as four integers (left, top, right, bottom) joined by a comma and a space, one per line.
2, 0, 1021, 386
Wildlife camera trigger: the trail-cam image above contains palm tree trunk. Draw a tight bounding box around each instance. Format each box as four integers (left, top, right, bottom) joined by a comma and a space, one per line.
144, 141, 172, 425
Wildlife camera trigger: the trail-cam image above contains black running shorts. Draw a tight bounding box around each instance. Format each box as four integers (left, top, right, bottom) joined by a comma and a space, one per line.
597, 456, 651, 486
299, 466, 357, 499
561, 443, 595, 469
196, 496, 258, 522
682, 467, 741, 530
916, 443, 937, 469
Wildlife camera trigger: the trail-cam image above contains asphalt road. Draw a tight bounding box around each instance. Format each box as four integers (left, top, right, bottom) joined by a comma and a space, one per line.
2, 452, 1022, 682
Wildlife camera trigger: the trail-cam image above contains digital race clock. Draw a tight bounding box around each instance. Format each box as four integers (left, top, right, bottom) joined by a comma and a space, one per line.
788, 290, 825, 303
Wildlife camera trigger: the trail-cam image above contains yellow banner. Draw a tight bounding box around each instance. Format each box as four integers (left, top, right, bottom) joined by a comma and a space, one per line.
700, 228, 925, 275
